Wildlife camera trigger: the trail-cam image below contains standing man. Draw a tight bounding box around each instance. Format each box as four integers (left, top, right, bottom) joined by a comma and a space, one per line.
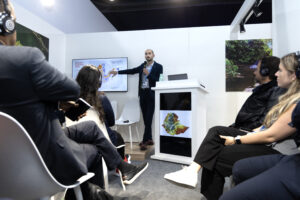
110, 49, 163, 150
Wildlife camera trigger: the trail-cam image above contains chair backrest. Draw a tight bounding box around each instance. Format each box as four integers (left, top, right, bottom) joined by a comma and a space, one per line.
119, 98, 140, 123
0, 112, 68, 200
110, 100, 118, 119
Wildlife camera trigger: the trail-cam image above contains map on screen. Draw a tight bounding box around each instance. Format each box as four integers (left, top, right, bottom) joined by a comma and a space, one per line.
72, 58, 128, 92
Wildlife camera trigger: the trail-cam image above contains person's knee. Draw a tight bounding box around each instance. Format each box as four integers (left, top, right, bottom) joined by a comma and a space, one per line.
207, 126, 224, 135
83, 120, 104, 136
232, 159, 247, 184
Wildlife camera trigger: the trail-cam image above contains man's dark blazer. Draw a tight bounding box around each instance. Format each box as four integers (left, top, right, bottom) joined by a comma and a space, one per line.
0, 45, 88, 184
118, 61, 163, 96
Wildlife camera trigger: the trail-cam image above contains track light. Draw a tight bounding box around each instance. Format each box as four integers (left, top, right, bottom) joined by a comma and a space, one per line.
240, 23, 245, 33
253, 7, 263, 17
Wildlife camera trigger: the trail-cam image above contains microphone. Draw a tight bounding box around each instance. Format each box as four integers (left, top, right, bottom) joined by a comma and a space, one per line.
143, 61, 147, 68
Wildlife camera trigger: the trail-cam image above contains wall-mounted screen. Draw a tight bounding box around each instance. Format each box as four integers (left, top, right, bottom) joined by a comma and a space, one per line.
72, 58, 128, 92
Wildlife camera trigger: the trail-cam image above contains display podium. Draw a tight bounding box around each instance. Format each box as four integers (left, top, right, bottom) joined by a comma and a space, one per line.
150, 79, 208, 164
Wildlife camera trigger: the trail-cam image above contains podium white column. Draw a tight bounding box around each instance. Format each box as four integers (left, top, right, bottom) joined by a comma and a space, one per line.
150, 79, 208, 164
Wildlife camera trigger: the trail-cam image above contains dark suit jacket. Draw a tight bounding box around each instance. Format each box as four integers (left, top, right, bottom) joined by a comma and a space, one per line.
0, 46, 88, 184
118, 61, 163, 96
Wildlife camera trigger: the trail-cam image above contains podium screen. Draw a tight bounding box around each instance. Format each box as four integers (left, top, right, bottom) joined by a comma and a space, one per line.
160, 92, 192, 157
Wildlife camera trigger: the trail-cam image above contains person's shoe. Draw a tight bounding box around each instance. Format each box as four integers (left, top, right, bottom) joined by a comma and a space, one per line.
145, 140, 154, 145
140, 143, 147, 151
124, 154, 131, 164
139, 140, 154, 146
164, 167, 198, 188
65, 182, 114, 200
122, 162, 149, 185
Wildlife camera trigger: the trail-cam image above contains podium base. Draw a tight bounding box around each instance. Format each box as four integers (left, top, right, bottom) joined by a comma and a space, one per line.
151, 154, 192, 165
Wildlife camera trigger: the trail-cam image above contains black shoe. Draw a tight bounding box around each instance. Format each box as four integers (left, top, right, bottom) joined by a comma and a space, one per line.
122, 162, 149, 185
140, 143, 147, 151
78, 182, 113, 200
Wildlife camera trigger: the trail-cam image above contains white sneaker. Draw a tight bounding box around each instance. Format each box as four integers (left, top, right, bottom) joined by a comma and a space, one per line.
164, 167, 198, 188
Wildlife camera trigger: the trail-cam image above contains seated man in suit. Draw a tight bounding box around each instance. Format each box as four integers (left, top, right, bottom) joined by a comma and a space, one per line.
0, 1, 148, 199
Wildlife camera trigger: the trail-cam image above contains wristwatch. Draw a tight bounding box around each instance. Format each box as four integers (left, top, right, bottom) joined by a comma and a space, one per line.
235, 135, 242, 144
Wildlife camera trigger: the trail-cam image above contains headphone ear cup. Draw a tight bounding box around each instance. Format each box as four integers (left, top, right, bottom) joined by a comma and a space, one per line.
260, 62, 269, 76
0, 1, 15, 35
99, 71, 102, 88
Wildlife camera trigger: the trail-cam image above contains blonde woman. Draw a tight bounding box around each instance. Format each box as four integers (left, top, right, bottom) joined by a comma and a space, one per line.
164, 52, 300, 200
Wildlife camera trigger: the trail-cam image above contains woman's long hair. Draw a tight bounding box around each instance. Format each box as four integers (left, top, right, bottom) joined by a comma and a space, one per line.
263, 53, 300, 128
76, 65, 105, 123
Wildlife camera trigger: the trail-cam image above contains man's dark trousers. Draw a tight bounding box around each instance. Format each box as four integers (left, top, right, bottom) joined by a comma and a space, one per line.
139, 89, 155, 143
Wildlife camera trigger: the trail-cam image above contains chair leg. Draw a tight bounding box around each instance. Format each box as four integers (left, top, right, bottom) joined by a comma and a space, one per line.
135, 124, 139, 142
102, 157, 109, 190
74, 186, 83, 200
129, 125, 133, 149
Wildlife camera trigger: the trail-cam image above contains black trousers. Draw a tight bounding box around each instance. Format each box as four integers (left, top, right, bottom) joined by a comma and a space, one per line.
64, 121, 122, 188
194, 126, 279, 200
220, 154, 299, 200
139, 89, 155, 142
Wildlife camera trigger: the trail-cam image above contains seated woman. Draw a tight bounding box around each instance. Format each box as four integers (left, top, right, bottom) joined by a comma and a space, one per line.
164, 52, 300, 200
74, 65, 126, 159
66, 65, 146, 186
219, 100, 300, 200
66, 65, 111, 142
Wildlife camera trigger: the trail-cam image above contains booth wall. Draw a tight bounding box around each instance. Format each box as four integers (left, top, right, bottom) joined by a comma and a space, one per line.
12, 0, 66, 73
273, 0, 300, 57
65, 24, 271, 140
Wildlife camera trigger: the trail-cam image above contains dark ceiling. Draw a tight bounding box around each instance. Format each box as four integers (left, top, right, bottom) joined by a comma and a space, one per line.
91, 0, 272, 31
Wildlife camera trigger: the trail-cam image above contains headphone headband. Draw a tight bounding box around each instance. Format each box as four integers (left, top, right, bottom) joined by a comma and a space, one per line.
2, 0, 10, 14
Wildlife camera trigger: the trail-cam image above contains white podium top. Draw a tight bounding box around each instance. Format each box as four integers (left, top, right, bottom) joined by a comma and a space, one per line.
152, 79, 208, 93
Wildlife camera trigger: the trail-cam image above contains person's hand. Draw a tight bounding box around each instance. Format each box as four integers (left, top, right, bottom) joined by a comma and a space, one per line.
59, 101, 78, 112
219, 135, 235, 146
143, 68, 149, 75
77, 112, 87, 120
109, 70, 118, 77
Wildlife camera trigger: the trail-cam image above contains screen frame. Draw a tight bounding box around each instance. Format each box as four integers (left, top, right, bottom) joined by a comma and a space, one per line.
72, 57, 128, 92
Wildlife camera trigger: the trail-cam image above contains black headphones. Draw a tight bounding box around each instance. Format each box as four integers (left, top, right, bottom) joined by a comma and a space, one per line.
259, 59, 269, 76
98, 69, 102, 89
295, 51, 300, 79
0, 0, 15, 36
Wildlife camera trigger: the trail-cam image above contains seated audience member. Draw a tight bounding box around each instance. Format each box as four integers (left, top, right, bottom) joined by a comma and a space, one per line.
0, 1, 147, 199
219, 100, 300, 200
164, 52, 300, 200
230, 56, 286, 130
66, 65, 111, 142
75, 65, 126, 159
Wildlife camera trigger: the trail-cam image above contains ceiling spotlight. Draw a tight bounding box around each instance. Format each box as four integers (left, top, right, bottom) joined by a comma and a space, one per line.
41, 0, 55, 8
253, 7, 263, 17
240, 23, 246, 33
109, 0, 115, 1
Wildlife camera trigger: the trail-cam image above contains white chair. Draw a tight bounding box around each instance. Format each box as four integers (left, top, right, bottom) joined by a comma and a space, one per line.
0, 112, 94, 200
115, 98, 140, 149
110, 100, 118, 120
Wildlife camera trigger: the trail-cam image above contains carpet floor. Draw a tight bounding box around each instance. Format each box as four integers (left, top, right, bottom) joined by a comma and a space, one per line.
107, 159, 204, 200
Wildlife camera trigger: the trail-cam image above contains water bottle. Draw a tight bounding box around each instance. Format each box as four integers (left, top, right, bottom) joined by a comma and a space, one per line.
159, 74, 164, 81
